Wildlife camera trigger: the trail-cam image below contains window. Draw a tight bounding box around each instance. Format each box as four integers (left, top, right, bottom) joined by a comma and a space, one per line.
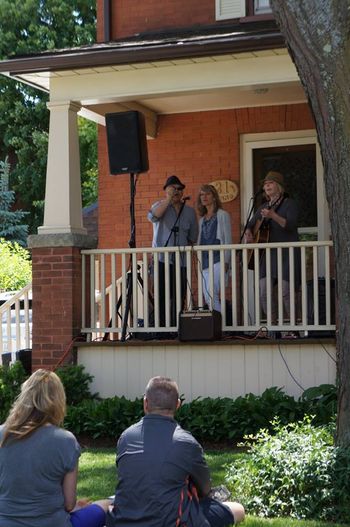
254, 0, 272, 14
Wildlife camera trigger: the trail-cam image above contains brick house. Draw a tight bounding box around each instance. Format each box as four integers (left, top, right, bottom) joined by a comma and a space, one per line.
0, 0, 336, 400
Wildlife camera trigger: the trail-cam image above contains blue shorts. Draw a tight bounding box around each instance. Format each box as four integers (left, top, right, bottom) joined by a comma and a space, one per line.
200, 497, 235, 527
70, 503, 106, 527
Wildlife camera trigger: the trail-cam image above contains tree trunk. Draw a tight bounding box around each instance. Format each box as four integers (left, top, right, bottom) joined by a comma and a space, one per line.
270, 0, 350, 446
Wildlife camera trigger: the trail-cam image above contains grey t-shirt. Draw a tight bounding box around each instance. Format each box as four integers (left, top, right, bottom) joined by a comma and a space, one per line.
148, 202, 198, 262
0, 424, 81, 527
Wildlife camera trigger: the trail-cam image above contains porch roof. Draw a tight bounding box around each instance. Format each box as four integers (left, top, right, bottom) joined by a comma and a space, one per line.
0, 21, 284, 85
0, 21, 303, 134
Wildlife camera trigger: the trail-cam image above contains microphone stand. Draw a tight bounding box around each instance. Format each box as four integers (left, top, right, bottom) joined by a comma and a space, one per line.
238, 189, 263, 327
164, 199, 187, 248
240, 189, 263, 243
164, 199, 187, 328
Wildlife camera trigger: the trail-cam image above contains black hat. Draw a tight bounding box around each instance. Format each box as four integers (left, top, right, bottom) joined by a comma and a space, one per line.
163, 175, 185, 190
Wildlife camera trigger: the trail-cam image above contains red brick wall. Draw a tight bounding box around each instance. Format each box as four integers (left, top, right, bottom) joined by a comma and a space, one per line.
98, 103, 314, 250
97, 0, 216, 41
31, 247, 83, 369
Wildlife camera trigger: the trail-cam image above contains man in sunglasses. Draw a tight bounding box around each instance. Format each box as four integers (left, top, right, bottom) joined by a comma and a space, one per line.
148, 175, 198, 332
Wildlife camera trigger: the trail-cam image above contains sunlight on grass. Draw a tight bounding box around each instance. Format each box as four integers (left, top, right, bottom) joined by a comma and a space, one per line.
78, 448, 348, 527
78, 448, 116, 500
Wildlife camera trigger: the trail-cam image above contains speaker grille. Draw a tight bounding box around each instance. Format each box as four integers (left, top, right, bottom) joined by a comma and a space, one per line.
105, 111, 149, 175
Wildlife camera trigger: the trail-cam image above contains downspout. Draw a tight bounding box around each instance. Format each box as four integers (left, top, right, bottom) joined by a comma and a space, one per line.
103, 0, 112, 42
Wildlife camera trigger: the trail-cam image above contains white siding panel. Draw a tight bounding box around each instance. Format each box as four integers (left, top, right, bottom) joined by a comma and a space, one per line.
245, 347, 260, 394
78, 342, 336, 402
258, 346, 274, 393
281, 345, 302, 395
217, 348, 233, 397
178, 347, 192, 400
126, 347, 142, 399
114, 348, 128, 397
164, 345, 180, 383
229, 346, 245, 397
216, 0, 246, 20
139, 347, 154, 392
191, 348, 207, 399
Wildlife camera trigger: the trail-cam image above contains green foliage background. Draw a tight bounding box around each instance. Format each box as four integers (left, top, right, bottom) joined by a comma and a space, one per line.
0, 0, 98, 234
0, 158, 28, 245
0, 238, 31, 290
225, 418, 350, 523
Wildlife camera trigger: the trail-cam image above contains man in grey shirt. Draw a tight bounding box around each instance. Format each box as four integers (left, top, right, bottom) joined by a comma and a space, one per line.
147, 175, 198, 328
107, 376, 245, 527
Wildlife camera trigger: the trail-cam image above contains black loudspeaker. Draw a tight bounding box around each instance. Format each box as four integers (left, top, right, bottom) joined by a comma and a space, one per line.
179, 310, 222, 341
105, 110, 149, 175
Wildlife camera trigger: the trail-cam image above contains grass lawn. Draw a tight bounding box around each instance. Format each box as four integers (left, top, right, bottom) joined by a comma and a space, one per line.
78, 448, 348, 527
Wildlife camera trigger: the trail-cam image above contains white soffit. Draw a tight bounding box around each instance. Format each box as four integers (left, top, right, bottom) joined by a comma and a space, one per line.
12, 49, 306, 114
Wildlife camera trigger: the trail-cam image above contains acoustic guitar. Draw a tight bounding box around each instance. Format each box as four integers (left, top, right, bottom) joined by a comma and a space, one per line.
247, 196, 284, 271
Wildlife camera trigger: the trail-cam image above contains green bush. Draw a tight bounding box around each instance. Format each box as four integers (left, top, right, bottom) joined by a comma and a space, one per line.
64, 397, 144, 439
176, 388, 299, 442
0, 238, 31, 291
62, 382, 336, 443
56, 364, 97, 405
225, 417, 350, 523
0, 361, 27, 422
0, 361, 338, 444
300, 383, 337, 424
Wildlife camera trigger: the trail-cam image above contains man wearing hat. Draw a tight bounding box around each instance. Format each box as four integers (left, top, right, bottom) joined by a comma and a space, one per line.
245, 171, 301, 332
148, 175, 198, 329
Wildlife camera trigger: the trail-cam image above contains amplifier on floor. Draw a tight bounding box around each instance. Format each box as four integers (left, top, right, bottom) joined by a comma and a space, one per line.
178, 310, 222, 341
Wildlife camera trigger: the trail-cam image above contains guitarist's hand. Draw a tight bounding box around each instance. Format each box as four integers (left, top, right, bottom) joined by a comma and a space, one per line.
261, 207, 287, 228
260, 207, 272, 219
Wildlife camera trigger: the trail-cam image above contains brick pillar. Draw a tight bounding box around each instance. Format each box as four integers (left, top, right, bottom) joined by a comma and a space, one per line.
28, 233, 97, 370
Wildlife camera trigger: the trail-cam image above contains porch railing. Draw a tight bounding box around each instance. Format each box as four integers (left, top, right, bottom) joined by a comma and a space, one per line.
81, 240, 335, 339
0, 283, 32, 364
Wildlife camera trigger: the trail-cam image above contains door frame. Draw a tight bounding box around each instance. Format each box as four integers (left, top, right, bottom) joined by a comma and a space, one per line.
240, 129, 330, 240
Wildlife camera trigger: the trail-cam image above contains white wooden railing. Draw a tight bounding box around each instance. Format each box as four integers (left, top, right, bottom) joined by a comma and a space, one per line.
81, 241, 335, 339
0, 284, 32, 364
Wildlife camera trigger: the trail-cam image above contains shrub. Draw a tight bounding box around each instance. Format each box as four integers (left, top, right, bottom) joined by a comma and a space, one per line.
300, 383, 337, 424
61, 383, 336, 443
64, 397, 144, 439
0, 360, 338, 445
225, 417, 350, 523
0, 361, 27, 422
0, 238, 31, 291
56, 364, 97, 405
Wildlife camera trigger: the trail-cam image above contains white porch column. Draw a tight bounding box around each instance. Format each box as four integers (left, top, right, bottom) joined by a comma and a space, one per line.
38, 101, 86, 235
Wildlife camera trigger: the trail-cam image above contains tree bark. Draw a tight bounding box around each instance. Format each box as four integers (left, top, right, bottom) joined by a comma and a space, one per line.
270, 0, 350, 446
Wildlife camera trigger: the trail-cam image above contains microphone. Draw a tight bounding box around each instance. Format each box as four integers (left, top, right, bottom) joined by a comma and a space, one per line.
254, 187, 264, 198
182, 196, 191, 201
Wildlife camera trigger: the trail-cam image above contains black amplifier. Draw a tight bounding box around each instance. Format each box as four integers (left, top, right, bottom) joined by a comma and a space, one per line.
178, 310, 222, 341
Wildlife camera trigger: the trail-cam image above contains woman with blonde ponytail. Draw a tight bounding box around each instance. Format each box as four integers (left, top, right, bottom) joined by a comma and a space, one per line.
0, 369, 111, 527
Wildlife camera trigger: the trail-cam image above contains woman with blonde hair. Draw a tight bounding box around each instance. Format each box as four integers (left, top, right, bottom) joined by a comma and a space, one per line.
196, 184, 232, 312
0, 369, 111, 527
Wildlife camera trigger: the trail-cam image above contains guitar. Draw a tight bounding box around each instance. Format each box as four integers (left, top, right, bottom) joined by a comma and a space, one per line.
247, 196, 284, 270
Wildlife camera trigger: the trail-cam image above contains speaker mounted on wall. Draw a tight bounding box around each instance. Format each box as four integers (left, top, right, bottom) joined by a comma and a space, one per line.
105, 110, 149, 175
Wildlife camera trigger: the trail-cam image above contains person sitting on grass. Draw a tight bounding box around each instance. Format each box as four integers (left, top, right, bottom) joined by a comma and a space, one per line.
107, 375, 245, 527
0, 369, 111, 527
